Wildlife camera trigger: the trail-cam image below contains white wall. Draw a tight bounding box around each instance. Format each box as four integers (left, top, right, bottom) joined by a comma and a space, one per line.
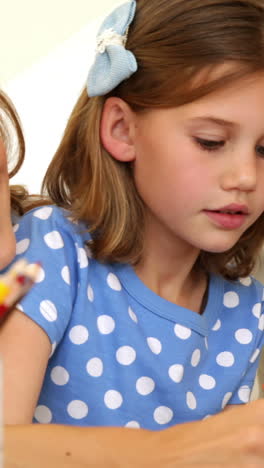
1, 0, 122, 83
4, 20, 99, 193
2, 0, 122, 193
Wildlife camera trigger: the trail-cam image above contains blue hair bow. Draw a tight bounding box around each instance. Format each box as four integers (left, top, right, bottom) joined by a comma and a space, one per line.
87, 0, 138, 97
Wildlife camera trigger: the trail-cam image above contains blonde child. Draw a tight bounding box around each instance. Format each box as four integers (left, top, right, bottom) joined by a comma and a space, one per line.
3, 0, 264, 466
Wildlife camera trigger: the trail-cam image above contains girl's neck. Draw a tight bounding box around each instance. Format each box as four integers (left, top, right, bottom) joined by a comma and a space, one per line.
134, 260, 208, 314
134, 221, 207, 314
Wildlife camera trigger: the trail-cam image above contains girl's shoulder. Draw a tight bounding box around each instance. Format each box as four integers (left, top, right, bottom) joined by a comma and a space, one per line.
221, 274, 264, 309
17, 204, 75, 227
15, 204, 91, 244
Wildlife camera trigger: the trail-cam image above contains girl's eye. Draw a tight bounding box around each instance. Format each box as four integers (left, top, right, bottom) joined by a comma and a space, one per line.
256, 144, 264, 157
194, 137, 225, 151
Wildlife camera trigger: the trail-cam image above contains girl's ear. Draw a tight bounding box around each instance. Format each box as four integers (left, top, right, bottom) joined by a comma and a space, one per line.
100, 97, 136, 162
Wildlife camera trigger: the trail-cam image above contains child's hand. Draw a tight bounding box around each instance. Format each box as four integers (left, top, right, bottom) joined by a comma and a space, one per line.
156, 399, 264, 466
0, 140, 15, 269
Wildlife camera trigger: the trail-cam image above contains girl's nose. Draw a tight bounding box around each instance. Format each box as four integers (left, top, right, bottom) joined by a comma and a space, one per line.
220, 152, 257, 193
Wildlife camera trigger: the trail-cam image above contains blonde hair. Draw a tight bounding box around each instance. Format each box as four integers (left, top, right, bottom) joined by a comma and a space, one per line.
43, 0, 264, 279
0, 91, 29, 214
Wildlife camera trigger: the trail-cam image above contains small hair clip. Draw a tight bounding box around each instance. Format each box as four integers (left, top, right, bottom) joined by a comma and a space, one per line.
87, 1, 137, 97
96, 27, 128, 54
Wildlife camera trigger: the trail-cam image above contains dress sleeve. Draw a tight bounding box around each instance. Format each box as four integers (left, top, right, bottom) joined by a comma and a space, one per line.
228, 285, 264, 405
13, 206, 80, 346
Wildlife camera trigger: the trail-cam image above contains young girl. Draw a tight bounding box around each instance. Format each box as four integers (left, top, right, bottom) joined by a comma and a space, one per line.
0, 91, 28, 268
3, 0, 264, 465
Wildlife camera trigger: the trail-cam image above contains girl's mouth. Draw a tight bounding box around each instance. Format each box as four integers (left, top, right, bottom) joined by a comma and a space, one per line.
204, 209, 248, 229
204, 205, 249, 230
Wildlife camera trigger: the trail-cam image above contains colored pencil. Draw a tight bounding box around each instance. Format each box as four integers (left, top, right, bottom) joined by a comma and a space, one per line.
0, 259, 40, 323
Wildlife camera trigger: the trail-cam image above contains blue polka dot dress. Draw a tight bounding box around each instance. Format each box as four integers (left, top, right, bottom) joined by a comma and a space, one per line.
13, 206, 264, 429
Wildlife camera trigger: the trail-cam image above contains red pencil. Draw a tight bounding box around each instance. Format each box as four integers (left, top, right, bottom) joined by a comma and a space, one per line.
0, 260, 41, 323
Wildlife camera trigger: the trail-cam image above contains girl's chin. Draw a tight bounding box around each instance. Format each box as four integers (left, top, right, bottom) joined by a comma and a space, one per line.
197, 237, 241, 254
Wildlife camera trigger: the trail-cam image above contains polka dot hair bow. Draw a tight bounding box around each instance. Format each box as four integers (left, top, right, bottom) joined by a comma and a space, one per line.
87, 0, 138, 97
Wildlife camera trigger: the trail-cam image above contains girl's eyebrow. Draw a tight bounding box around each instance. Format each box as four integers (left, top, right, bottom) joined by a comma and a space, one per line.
189, 116, 237, 128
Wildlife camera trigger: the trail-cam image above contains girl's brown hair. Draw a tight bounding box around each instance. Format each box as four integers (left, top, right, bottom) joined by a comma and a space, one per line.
43, 0, 264, 279
0, 90, 28, 215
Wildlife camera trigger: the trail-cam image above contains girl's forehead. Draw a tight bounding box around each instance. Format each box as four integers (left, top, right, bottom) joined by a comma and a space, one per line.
137, 71, 264, 132
183, 62, 264, 103
190, 61, 251, 88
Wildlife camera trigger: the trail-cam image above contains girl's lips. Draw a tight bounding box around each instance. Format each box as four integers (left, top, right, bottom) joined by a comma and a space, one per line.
204, 210, 248, 229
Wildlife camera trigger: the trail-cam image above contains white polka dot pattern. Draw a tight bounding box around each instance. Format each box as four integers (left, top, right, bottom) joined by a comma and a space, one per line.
77, 246, 88, 269
14, 206, 264, 429
250, 349, 260, 363
61, 266, 70, 285
222, 392, 232, 408
136, 377, 155, 395
174, 324, 192, 340
51, 366, 69, 386
16, 238, 30, 254
67, 400, 89, 419
168, 364, 184, 383
252, 303, 261, 319
216, 352, 235, 367
33, 207, 53, 220
87, 285, 94, 302
238, 386, 251, 403
128, 307, 138, 323
239, 277, 252, 287
35, 265, 45, 283
153, 406, 173, 425
104, 390, 123, 409
258, 315, 264, 331
235, 329, 253, 345
107, 273, 122, 291
147, 337, 162, 354
212, 319, 221, 331
86, 358, 103, 377
34, 405, 52, 423
50, 342, 57, 358
186, 392, 197, 410
40, 300, 58, 322
69, 326, 89, 345
191, 349, 201, 367
125, 421, 140, 428
44, 231, 64, 249
97, 315, 115, 334
199, 374, 216, 390
224, 291, 239, 308
116, 346, 136, 365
